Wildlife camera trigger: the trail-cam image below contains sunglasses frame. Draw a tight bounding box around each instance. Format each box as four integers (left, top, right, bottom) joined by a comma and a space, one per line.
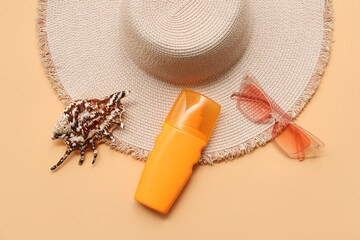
231, 72, 324, 160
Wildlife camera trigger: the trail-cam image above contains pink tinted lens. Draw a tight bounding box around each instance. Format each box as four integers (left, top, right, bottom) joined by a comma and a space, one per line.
272, 122, 311, 161
237, 84, 272, 122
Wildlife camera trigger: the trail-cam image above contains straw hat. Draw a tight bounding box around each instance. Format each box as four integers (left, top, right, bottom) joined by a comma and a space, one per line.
37, 0, 333, 164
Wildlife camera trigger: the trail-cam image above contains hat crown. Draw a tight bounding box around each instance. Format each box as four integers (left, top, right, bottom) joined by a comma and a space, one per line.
121, 0, 251, 85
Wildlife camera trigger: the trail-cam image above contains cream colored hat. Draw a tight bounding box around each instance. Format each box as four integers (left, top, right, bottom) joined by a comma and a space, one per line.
37, 0, 333, 164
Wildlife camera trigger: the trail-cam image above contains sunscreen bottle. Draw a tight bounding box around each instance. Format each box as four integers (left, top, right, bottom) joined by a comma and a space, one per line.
135, 89, 221, 214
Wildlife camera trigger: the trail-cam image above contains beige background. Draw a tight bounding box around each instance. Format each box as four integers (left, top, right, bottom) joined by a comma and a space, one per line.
0, 1, 359, 239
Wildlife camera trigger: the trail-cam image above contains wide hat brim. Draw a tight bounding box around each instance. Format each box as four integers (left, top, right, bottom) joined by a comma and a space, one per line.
38, 0, 333, 164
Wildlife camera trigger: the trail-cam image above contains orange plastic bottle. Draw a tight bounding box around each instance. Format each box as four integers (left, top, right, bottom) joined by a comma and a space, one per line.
134, 89, 221, 214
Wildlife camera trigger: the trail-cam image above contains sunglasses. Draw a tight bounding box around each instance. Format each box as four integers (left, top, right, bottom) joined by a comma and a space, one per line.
231, 72, 324, 161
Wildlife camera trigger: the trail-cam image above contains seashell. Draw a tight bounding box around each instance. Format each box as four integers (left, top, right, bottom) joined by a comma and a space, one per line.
50, 91, 130, 171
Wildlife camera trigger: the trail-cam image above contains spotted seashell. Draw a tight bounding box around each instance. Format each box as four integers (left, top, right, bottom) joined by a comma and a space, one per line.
50, 91, 130, 171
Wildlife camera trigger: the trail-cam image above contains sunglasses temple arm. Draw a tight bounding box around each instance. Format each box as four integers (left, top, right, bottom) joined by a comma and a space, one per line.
230, 92, 241, 100
295, 129, 306, 161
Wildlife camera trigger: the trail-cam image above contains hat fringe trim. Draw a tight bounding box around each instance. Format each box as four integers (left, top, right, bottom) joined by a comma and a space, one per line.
37, 0, 334, 164
37, 0, 72, 104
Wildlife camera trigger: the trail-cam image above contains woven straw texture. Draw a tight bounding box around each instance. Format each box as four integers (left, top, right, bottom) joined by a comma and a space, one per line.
37, 0, 333, 164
